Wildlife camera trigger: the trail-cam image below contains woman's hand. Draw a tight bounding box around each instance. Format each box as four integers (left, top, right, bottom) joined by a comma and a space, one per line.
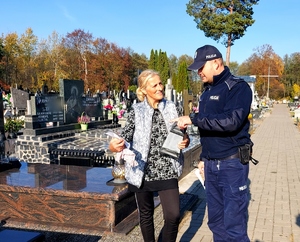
109, 138, 125, 152
178, 133, 190, 150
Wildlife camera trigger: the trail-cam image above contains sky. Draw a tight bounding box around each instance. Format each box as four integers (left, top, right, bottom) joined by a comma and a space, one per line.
1, 0, 299, 64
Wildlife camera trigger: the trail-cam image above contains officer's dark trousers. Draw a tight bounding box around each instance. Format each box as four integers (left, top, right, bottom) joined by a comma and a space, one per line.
135, 188, 180, 242
204, 158, 250, 242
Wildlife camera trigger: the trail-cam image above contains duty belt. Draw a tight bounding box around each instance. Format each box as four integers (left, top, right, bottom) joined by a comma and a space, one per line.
207, 153, 239, 161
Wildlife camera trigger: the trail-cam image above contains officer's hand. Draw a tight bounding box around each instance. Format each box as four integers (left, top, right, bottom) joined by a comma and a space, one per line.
171, 116, 192, 129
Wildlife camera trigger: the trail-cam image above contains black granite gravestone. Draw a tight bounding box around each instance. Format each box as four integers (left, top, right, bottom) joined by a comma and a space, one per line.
82, 96, 103, 119
30, 94, 64, 124
59, 79, 84, 124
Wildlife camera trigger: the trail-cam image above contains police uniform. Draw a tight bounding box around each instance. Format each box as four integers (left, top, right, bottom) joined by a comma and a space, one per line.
192, 66, 252, 242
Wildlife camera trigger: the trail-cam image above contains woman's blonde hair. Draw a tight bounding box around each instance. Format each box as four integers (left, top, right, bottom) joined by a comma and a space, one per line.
136, 69, 161, 102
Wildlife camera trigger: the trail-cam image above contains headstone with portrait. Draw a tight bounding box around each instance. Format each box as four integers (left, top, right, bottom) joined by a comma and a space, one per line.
59, 79, 84, 124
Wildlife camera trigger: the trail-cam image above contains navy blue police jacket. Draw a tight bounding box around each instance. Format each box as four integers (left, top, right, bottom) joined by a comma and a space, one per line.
192, 66, 253, 160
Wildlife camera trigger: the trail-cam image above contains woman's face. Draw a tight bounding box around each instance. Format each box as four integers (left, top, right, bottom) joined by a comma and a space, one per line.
144, 75, 164, 108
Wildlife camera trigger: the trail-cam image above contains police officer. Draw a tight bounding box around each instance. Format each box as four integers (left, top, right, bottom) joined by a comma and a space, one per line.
174, 45, 253, 242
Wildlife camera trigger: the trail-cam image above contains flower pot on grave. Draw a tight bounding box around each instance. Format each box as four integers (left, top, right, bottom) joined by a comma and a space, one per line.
80, 123, 88, 131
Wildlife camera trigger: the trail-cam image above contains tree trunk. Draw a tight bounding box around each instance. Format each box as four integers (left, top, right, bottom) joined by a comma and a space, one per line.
226, 34, 232, 66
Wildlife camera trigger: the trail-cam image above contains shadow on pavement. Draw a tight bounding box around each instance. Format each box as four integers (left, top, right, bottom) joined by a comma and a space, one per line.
177, 180, 206, 242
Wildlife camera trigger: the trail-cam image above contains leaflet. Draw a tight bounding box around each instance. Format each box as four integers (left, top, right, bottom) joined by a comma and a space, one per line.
105, 130, 130, 148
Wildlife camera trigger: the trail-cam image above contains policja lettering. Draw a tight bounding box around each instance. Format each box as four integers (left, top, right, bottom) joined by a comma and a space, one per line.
209, 95, 219, 100
206, 54, 217, 59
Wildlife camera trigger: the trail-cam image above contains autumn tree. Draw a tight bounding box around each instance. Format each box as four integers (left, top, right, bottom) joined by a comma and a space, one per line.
0, 38, 5, 82
229, 61, 239, 75
186, 0, 259, 65
90, 38, 133, 93
108, 44, 133, 91
130, 51, 149, 86
238, 44, 284, 99
1, 29, 139, 93
91, 37, 112, 92
236, 61, 252, 76
63, 29, 93, 88
282, 52, 300, 99
130, 52, 148, 73
1, 32, 20, 86
18, 28, 38, 89
1, 29, 38, 91
291, 84, 300, 99
1, 28, 217, 96
35, 31, 66, 91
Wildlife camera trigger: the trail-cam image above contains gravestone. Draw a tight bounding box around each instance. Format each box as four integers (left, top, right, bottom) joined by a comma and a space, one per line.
10, 87, 30, 115
59, 79, 84, 124
59, 79, 104, 123
82, 95, 103, 119
27, 94, 64, 128
165, 78, 174, 102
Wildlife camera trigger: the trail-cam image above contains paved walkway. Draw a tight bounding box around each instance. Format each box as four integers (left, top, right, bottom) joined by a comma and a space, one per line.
176, 104, 300, 242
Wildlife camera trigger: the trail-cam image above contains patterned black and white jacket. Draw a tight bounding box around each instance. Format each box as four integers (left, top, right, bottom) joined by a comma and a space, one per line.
120, 98, 184, 182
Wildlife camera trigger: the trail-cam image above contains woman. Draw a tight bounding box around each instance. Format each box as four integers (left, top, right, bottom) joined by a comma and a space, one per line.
109, 69, 189, 242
